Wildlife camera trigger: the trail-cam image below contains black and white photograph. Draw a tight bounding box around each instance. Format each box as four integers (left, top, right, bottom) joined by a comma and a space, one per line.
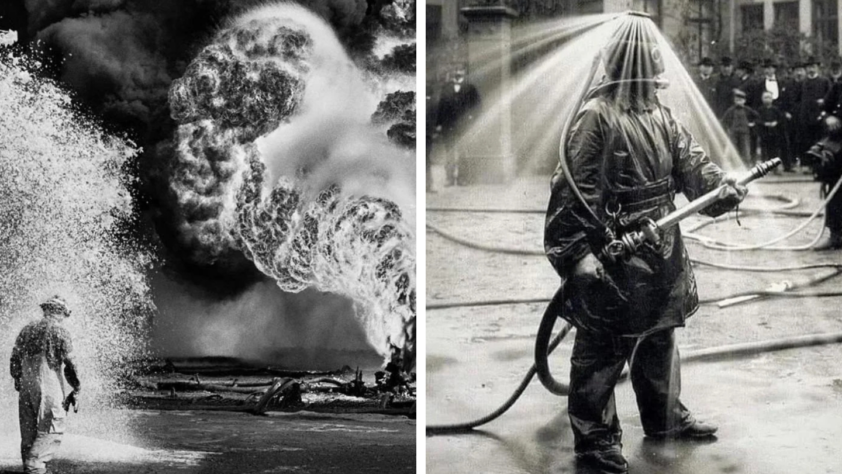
0, 1, 416, 472
426, 1, 842, 473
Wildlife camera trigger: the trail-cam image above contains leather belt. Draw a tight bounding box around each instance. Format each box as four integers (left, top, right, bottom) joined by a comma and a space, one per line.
605, 177, 675, 213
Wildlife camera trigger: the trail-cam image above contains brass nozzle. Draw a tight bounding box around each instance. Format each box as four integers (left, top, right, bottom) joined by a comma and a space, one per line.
734, 158, 782, 187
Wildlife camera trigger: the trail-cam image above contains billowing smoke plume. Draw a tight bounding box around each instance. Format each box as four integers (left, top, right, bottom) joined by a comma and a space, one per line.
372, 90, 415, 148
7, 0, 413, 129
37, 9, 172, 127
167, 4, 415, 368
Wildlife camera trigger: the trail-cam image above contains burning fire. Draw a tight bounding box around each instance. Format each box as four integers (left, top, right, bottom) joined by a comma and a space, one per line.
167, 4, 416, 370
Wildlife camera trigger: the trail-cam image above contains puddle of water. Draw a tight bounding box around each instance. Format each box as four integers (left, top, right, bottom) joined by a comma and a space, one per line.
0, 433, 211, 468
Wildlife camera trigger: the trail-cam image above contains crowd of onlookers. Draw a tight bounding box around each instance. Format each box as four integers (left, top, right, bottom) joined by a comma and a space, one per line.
695, 54, 842, 250
693, 55, 842, 172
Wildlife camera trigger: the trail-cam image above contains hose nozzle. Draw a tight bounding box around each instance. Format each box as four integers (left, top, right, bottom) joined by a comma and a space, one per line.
739, 158, 782, 186
599, 157, 782, 263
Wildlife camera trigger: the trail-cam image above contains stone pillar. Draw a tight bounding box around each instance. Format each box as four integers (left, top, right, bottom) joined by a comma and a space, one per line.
763, 0, 773, 30
459, 5, 518, 184
838, 0, 842, 56
798, 0, 811, 35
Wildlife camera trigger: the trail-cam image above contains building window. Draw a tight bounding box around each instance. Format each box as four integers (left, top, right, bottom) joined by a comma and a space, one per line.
741, 4, 764, 32
814, 0, 839, 47
576, 0, 603, 15
427, 5, 442, 45
773, 1, 799, 29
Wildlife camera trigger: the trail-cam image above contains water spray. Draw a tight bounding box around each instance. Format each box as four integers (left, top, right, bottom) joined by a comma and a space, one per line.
554, 12, 671, 235
0, 50, 155, 419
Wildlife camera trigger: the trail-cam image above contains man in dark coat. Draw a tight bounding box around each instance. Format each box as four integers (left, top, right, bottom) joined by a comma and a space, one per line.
810, 80, 842, 249
734, 60, 763, 161
755, 59, 793, 168
829, 60, 842, 84
714, 56, 739, 117
544, 15, 746, 474
694, 56, 717, 108
778, 61, 806, 171
798, 56, 832, 169
434, 66, 481, 186
734, 60, 760, 108
755, 59, 781, 107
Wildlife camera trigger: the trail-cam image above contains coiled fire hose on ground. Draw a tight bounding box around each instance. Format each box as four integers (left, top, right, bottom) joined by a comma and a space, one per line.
426, 176, 842, 434
682, 172, 842, 251
427, 171, 842, 256
428, 315, 842, 434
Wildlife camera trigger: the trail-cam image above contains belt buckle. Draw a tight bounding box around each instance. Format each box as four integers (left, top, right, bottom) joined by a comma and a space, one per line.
605, 200, 622, 221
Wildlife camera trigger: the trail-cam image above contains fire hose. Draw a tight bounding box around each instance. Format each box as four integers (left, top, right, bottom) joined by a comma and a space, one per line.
427, 168, 842, 434
428, 321, 842, 433
426, 158, 842, 312
426, 179, 842, 433
428, 159, 842, 433
682, 172, 842, 251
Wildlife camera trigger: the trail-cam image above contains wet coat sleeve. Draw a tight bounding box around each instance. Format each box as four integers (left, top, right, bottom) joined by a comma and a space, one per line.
668, 112, 730, 217
10, 330, 23, 386
59, 329, 81, 393
545, 105, 605, 277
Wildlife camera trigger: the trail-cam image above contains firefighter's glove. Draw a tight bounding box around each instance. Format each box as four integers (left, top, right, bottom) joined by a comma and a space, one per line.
63, 391, 80, 413
706, 174, 747, 217
721, 174, 748, 202
572, 253, 603, 280
570, 253, 628, 306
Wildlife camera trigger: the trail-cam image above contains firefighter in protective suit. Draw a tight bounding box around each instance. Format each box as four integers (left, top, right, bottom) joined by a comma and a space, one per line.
10, 296, 81, 474
544, 15, 747, 474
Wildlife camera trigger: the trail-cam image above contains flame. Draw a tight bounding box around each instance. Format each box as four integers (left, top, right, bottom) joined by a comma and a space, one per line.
167, 3, 416, 370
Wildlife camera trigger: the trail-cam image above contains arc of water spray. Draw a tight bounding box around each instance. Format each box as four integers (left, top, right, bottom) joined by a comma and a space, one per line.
453, 20, 619, 171
468, 14, 615, 81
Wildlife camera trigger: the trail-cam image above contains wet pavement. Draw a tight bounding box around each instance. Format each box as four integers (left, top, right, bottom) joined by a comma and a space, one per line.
0, 409, 415, 473
427, 175, 842, 474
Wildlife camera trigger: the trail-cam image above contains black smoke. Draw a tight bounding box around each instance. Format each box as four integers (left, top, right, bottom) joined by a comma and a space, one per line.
372, 90, 415, 148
